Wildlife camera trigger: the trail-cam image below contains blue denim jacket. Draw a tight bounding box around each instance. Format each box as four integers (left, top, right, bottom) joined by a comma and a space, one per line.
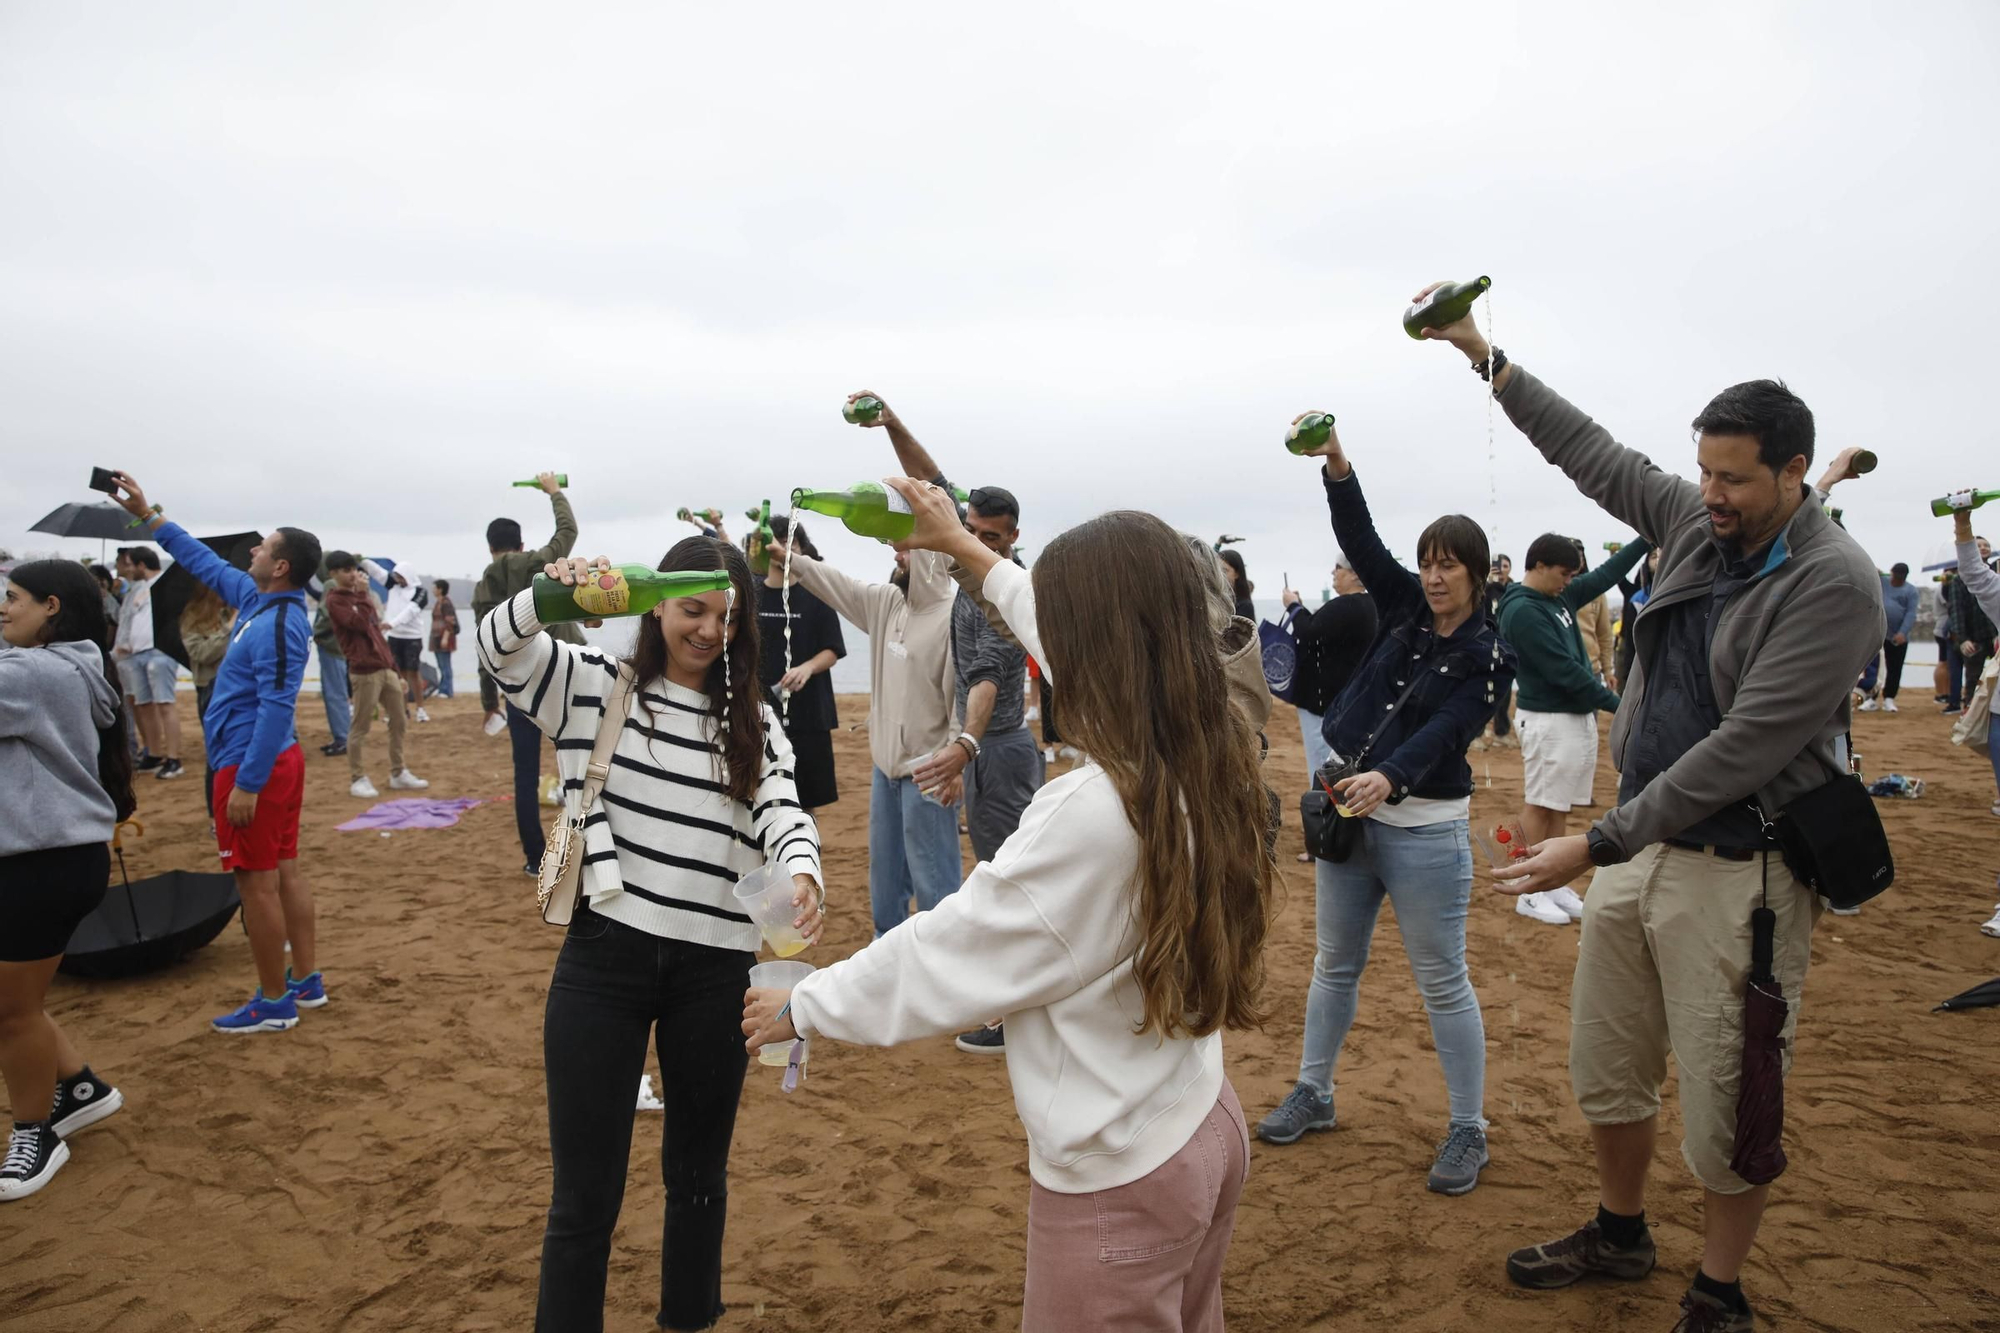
1318, 468, 1512, 803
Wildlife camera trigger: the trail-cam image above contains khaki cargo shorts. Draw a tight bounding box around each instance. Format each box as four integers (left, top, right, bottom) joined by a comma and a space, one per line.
1569, 841, 1819, 1194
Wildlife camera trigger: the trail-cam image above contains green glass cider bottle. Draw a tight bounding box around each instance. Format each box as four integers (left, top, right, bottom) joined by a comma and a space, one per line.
1403, 277, 1491, 340
791, 482, 970, 542
513, 474, 569, 488
531, 565, 732, 623
1932, 488, 2000, 517
842, 395, 885, 425
746, 500, 776, 575
1286, 412, 1335, 456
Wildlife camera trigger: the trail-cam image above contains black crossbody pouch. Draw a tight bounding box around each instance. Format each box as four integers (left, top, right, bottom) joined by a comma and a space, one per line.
1755, 745, 1894, 910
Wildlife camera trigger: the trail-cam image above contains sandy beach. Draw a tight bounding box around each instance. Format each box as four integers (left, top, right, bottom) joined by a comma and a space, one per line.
4, 690, 1997, 1332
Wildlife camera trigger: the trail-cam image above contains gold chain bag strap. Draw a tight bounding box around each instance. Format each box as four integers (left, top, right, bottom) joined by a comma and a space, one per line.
537, 664, 636, 925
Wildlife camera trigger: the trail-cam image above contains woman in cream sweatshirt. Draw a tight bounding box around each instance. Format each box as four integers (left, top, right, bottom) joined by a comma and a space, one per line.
745, 481, 1276, 1332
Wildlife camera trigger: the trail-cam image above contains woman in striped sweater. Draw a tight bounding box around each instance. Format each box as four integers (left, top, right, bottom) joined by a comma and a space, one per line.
478, 537, 825, 1333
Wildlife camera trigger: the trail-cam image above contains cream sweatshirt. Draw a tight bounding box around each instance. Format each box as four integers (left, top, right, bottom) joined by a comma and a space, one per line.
788, 559, 1223, 1194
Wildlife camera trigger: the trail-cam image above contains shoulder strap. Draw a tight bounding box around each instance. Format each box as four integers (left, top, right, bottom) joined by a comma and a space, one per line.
1355, 669, 1429, 764
578, 665, 635, 809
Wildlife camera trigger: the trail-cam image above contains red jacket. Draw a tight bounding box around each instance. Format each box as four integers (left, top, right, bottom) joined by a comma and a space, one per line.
324, 586, 396, 674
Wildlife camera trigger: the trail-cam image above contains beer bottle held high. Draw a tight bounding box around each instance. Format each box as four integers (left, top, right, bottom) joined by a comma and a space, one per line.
792, 481, 969, 543
842, 395, 885, 425
1403, 277, 1491, 340
532, 565, 732, 624
513, 474, 569, 488
1933, 488, 2000, 517
1286, 412, 1335, 456
747, 499, 776, 575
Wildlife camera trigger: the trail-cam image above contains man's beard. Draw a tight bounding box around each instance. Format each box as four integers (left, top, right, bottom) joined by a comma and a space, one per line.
890, 566, 911, 593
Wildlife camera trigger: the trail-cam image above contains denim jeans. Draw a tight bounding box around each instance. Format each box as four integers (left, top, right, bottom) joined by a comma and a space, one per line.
320, 651, 352, 745
1299, 818, 1487, 1128
867, 766, 965, 937
1297, 706, 1331, 781
537, 907, 754, 1332
1988, 712, 2000, 800
1942, 636, 1965, 708
510, 702, 547, 866
434, 649, 455, 699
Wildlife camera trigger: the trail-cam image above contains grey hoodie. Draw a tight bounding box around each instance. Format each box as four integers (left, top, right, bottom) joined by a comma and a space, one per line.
0, 640, 122, 856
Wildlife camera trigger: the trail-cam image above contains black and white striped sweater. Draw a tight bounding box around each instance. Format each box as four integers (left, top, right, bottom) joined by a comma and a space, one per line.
478, 590, 822, 952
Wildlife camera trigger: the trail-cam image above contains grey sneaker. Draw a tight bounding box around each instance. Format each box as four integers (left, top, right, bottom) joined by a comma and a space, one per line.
1506, 1217, 1657, 1289
1426, 1123, 1490, 1195
1672, 1288, 1753, 1332
1254, 1082, 1336, 1144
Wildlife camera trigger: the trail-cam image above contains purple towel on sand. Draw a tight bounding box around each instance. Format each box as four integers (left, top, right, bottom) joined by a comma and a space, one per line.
336, 797, 489, 832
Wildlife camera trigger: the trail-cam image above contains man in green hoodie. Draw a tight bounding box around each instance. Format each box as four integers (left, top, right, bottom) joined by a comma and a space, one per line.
1497, 533, 1650, 925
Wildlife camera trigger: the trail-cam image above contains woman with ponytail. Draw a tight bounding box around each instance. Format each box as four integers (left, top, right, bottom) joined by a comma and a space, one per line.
477, 537, 824, 1333
0, 561, 134, 1201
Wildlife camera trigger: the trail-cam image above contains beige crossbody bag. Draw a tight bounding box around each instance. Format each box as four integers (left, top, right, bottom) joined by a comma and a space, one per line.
536, 665, 636, 926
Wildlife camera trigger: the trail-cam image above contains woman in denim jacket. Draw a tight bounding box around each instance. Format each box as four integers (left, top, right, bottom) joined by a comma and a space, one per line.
1254, 420, 1509, 1199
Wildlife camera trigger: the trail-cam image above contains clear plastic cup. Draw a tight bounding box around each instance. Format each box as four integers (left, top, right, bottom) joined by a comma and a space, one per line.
1314, 752, 1363, 817
732, 864, 808, 959
748, 959, 815, 1068
1472, 817, 1533, 870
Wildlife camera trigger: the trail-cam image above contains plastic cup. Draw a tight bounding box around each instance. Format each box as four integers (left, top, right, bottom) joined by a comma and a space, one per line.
1473, 817, 1533, 871
748, 959, 814, 1068
1315, 752, 1363, 817
732, 864, 808, 959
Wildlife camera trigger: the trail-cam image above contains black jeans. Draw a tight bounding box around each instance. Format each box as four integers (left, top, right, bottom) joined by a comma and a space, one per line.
537, 908, 753, 1333
509, 702, 547, 866
1880, 638, 1908, 699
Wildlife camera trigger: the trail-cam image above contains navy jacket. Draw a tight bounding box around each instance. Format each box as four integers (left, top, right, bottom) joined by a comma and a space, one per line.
155, 522, 310, 793
1319, 468, 1511, 803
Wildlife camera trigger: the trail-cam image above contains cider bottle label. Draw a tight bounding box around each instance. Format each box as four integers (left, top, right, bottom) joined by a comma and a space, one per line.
573, 570, 632, 616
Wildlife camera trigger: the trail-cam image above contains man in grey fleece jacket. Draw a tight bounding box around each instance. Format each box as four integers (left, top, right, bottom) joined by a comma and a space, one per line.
1416, 288, 1881, 1333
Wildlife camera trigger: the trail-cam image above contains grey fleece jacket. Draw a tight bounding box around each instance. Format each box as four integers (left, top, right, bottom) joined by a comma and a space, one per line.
0, 641, 122, 856
1498, 368, 1883, 860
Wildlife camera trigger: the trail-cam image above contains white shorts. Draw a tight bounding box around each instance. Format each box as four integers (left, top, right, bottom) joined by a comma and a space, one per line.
1518, 709, 1597, 811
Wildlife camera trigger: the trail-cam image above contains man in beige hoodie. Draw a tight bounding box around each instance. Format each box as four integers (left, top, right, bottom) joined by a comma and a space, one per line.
776, 394, 963, 939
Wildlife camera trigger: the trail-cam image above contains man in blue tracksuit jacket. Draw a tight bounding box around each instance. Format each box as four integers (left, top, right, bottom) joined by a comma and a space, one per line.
112, 472, 330, 1035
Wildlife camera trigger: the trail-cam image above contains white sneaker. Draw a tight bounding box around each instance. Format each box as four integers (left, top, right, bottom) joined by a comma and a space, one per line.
1858, 698, 1878, 712
635, 1074, 665, 1111
1515, 892, 1571, 925
1981, 905, 2000, 938
1546, 886, 1586, 921
1882, 698, 1898, 713
415, 707, 431, 723
350, 776, 380, 798
390, 770, 430, 791
483, 712, 508, 737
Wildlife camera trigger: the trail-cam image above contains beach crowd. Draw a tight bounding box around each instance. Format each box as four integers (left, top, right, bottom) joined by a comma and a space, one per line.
4, 282, 1998, 1333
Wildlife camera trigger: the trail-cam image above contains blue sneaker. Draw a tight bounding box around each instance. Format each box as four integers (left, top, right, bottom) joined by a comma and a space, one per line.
285, 970, 328, 1009
211, 990, 299, 1035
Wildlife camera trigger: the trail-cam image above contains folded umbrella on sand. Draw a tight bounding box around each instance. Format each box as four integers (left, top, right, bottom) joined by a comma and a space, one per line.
61, 821, 242, 980
1934, 978, 2000, 1013
1728, 905, 1790, 1186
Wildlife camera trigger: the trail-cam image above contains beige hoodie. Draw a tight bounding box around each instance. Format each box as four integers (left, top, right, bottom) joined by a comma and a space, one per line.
792, 548, 958, 779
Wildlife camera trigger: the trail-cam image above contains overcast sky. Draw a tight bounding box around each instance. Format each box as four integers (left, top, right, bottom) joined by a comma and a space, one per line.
4, 2, 1993, 600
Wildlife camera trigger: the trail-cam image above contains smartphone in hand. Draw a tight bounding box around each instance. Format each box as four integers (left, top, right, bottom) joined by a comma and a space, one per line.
88, 466, 120, 495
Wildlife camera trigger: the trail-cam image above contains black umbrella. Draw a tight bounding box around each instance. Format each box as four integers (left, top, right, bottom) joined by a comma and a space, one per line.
1728, 906, 1789, 1185
30, 501, 143, 563
60, 825, 241, 980
1934, 978, 2000, 1013
149, 531, 259, 669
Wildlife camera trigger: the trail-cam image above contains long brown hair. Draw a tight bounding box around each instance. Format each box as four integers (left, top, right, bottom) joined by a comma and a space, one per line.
180, 584, 233, 636
626, 537, 765, 805
7, 560, 137, 821
1033, 512, 1276, 1038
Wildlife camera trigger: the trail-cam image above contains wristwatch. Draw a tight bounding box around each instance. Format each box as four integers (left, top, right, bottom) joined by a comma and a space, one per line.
1586, 827, 1623, 868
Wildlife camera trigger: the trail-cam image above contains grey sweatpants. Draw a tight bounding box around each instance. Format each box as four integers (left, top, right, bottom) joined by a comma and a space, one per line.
964, 727, 1046, 862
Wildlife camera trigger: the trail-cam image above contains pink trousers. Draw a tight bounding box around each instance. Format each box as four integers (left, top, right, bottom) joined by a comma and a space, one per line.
1021, 1081, 1250, 1332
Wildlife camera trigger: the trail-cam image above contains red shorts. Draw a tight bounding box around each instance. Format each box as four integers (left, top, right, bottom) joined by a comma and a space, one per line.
212, 744, 305, 873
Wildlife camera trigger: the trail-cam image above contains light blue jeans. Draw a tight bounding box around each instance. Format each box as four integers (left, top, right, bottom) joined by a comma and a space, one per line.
1297, 706, 1331, 781
320, 652, 352, 745
868, 767, 965, 938
1300, 817, 1487, 1128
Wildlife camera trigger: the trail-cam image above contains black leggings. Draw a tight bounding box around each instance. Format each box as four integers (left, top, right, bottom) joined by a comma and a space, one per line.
1880, 638, 1909, 699
536, 908, 753, 1332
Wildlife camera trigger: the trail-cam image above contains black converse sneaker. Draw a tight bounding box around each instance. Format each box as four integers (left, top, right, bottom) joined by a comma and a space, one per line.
52, 1068, 124, 1139
0, 1122, 69, 1201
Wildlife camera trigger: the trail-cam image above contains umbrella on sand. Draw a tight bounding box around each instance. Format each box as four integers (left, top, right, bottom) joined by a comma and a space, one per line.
1728, 906, 1790, 1185
1934, 978, 2000, 1012
29, 501, 141, 564
59, 820, 241, 980
149, 531, 258, 669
